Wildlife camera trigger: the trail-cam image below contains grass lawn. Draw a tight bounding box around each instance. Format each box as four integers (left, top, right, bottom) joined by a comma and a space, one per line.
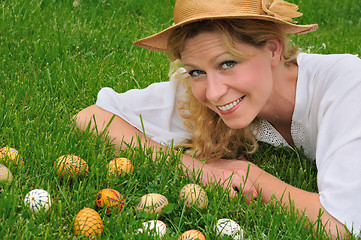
0, 0, 360, 239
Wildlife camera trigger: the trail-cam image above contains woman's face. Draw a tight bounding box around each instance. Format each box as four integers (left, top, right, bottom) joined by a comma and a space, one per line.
181, 31, 280, 129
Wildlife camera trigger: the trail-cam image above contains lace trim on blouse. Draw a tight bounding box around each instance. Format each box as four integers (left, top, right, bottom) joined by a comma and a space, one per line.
254, 119, 312, 158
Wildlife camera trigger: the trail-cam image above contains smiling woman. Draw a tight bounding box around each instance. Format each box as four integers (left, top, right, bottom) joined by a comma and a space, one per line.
75, 0, 361, 238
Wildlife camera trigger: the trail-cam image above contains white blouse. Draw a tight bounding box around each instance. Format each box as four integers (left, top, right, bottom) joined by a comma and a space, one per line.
96, 53, 361, 235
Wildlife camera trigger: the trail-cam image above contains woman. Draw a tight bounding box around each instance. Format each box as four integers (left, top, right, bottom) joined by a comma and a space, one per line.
75, 0, 361, 238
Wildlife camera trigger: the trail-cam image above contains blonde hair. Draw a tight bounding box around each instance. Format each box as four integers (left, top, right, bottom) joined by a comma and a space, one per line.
167, 19, 299, 160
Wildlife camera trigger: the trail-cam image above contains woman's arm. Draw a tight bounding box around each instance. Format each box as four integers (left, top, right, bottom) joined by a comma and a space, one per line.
75, 104, 156, 150
75, 105, 347, 238
232, 160, 349, 239
74, 105, 245, 194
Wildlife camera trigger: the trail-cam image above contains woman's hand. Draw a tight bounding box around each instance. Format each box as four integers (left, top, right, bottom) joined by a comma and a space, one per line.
181, 155, 260, 201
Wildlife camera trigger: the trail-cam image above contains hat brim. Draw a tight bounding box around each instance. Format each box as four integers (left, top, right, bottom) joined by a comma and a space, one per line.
133, 14, 318, 52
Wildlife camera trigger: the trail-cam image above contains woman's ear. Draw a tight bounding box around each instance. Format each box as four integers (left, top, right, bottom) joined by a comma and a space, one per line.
266, 39, 283, 66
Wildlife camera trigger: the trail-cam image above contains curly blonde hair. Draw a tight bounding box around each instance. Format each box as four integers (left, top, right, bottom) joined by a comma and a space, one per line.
167, 19, 299, 160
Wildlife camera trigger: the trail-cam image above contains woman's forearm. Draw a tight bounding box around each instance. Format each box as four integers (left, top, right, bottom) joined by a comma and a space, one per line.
75, 105, 162, 150
248, 163, 348, 238
75, 105, 204, 170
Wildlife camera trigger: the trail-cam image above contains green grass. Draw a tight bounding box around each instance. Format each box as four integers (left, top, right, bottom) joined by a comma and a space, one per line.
0, 0, 360, 239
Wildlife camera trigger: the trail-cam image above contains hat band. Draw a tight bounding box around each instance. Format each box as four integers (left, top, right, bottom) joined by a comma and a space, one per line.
174, 0, 302, 25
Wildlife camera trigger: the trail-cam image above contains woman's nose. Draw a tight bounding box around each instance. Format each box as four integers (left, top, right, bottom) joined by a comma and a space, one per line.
205, 73, 228, 102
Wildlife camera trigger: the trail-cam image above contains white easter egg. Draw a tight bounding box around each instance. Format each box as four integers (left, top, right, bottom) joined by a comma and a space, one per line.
180, 183, 208, 209
24, 189, 51, 213
136, 220, 167, 237
135, 193, 168, 214
0, 164, 13, 183
215, 218, 243, 240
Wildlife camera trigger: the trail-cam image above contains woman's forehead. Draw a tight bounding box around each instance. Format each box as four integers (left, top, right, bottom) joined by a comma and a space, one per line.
181, 31, 251, 62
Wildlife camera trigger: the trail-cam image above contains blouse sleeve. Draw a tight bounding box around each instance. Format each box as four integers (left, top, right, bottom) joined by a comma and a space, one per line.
313, 54, 361, 236
95, 68, 191, 146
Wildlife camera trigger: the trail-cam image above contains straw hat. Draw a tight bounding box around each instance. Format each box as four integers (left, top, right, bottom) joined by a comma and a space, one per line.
133, 0, 318, 52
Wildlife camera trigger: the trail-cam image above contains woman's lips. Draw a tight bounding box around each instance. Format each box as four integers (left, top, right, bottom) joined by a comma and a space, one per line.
216, 96, 245, 114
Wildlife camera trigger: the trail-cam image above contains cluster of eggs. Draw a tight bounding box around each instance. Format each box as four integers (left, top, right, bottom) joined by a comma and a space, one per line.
2, 150, 134, 239
134, 184, 243, 239
2, 147, 243, 239
0, 147, 53, 215
0, 147, 24, 184
53, 155, 134, 238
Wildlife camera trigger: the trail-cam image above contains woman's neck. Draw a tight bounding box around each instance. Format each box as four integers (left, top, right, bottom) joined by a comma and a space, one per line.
258, 62, 298, 147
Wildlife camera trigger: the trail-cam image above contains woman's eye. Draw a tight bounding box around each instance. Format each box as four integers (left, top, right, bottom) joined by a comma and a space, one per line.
220, 61, 237, 70
188, 70, 205, 77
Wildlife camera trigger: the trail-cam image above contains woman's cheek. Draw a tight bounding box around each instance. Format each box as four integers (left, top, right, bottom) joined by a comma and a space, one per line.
191, 81, 206, 103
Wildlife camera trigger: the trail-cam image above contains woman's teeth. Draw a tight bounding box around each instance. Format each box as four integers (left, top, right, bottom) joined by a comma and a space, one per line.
217, 97, 243, 111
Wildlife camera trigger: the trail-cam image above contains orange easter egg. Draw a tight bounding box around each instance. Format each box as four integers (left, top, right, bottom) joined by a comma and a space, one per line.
54, 154, 88, 178
95, 188, 125, 213
107, 157, 134, 176
74, 208, 103, 238
178, 229, 206, 240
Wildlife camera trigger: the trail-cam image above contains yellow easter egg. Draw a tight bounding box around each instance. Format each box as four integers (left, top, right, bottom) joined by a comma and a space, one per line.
107, 157, 134, 176
0, 147, 24, 167
54, 154, 88, 178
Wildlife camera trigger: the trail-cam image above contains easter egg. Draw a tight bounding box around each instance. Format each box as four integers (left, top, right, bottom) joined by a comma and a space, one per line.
136, 220, 167, 237
0, 147, 24, 167
24, 189, 51, 213
95, 188, 125, 213
135, 193, 168, 214
54, 154, 88, 178
107, 157, 134, 176
0, 164, 13, 183
178, 229, 206, 240
180, 184, 208, 209
215, 218, 243, 239
74, 208, 103, 238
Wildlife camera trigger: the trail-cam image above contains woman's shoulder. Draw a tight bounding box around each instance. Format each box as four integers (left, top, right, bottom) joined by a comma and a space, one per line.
297, 53, 361, 71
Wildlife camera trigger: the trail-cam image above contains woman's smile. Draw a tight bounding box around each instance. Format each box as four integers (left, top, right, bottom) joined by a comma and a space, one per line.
216, 96, 245, 114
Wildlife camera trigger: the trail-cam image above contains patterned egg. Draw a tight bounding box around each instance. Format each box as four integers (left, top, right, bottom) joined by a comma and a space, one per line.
24, 189, 51, 213
54, 154, 88, 178
95, 188, 125, 213
136, 220, 167, 237
135, 193, 168, 214
180, 184, 208, 209
74, 208, 103, 238
107, 157, 134, 176
0, 147, 24, 167
215, 218, 243, 240
0, 164, 13, 183
178, 229, 206, 240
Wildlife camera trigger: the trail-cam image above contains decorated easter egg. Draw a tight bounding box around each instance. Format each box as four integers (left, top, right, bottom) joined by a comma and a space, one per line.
74, 208, 103, 238
136, 220, 167, 237
180, 184, 208, 209
0, 164, 13, 183
0, 147, 24, 167
95, 188, 125, 213
54, 154, 88, 178
178, 229, 206, 240
107, 157, 134, 176
24, 189, 51, 213
135, 193, 168, 214
215, 218, 243, 240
